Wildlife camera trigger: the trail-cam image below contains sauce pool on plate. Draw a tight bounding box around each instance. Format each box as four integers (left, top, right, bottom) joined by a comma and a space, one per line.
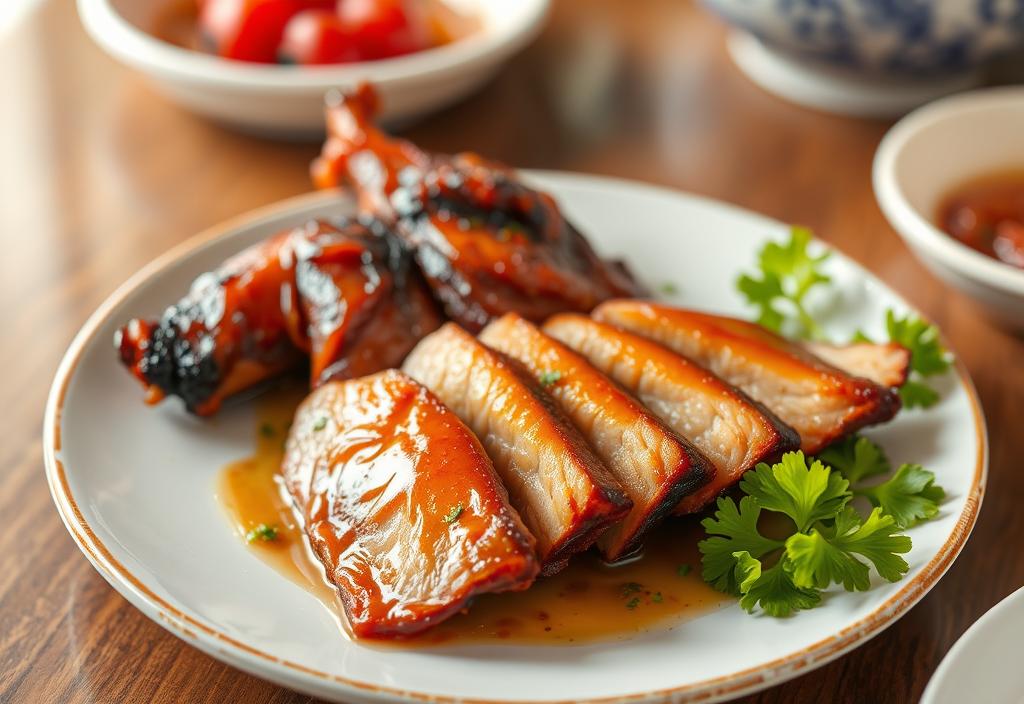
937, 170, 1024, 270
216, 386, 732, 647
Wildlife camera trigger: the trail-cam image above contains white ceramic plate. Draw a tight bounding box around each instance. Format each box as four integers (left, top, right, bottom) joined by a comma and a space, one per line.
77, 0, 549, 135
45, 173, 987, 703
921, 586, 1024, 704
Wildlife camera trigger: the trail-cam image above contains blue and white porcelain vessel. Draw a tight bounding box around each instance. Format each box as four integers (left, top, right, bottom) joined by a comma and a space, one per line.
702, 0, 1024, 116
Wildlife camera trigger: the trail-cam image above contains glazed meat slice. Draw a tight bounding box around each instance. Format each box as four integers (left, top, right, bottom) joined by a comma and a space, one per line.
543, 314, 798, 514
479, 313, 712, 561
312, 84, 645, 331
592, 301, 903, 453
804, 341, 911, 388
402, 323, 632, 574
282, 370, 538, 638
116, 218, 442, 415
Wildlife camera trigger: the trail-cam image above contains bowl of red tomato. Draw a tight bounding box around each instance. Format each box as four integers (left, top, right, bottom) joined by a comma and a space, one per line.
78, 0, 548, 135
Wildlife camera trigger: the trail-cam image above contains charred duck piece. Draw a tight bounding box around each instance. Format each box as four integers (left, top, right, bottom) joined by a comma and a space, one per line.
402, 323, 632, 575
116, 218, 442, 415
479, 313, 712, 561
312, 84, 645, 332
543, 314, 799, 515
591, 301, 904, 453
282, 370, 538, 638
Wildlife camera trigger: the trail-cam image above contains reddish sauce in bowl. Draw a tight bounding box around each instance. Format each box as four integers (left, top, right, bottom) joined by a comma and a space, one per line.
937, 170, 1024, 270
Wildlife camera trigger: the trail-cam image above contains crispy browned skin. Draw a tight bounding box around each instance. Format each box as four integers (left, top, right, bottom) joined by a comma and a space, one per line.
593, 301, 903, 453
544, 314, 798, 514
479, 313, 712, 560
116, 218, 442, 415
312, 84, 645, 332
282, 370, 538, 638
804, 341, 911, 388
402, 323, 632, 574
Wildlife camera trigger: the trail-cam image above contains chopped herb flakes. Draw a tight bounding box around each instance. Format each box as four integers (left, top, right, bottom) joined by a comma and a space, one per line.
625, 597, 641, 610
660, 282, 679, 296
246, 523, 278, 543
259, 423, 276, 438
443, 504, 464, 524
312, 417, 328, 431
652, 592, 664, 603
538, 370, 563, 388
621, 581, 643, 596
676, 564, 692, 577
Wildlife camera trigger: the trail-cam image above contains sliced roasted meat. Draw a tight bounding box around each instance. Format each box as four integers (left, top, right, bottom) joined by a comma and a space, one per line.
592, 301, 902, 453
116, 218, 442, 415
312, 84, 645, 331
543, 314, 798, 514
402, 322, 632, 574
479, 313, 712, 561
282, 370, 538, 638
804, 341, 911, 388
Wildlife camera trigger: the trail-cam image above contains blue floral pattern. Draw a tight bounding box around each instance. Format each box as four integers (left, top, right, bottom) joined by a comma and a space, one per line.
703, 0, 1024, 74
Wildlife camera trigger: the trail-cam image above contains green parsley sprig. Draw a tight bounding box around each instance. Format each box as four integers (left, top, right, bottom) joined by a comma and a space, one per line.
736, 227, 831, 340
818, 436, 945, 529
699, 452, 912, 617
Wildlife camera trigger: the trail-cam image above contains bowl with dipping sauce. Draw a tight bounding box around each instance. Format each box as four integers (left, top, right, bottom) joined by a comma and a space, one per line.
874, 87, 1024, 330
701, 0, 1024, 117
77, 0, 548, 136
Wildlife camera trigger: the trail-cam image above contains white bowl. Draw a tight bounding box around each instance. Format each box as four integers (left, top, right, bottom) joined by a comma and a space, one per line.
873, 87, 1024, 330
77, 0, 548, 136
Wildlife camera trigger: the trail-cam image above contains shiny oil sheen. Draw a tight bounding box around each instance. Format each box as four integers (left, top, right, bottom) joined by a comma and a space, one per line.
217, 386, 730, 645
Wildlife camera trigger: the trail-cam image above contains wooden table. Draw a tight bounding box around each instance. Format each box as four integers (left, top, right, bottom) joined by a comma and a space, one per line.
2, 1, 1021, 701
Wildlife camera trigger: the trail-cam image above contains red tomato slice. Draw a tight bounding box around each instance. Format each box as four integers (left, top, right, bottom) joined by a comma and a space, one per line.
200, 0, 329, 62
279, 9, 363, 64
337, 0, 429, 60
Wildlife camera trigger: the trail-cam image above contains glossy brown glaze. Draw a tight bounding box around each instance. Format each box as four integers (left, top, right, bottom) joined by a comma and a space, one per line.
219, 387, 728, 645
938, 170, 1024, 269
593, 301, 903, 454
479, 313, 711, 561
543, 313, 798, 514
9, 2, 1019, 701
402, 322, 632, 574
312, 85, 645, 331
281, 370, 538, 637
116, 218, 441, 414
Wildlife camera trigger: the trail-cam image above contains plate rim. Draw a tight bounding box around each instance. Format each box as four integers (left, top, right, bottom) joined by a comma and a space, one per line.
43, 176, 989, 704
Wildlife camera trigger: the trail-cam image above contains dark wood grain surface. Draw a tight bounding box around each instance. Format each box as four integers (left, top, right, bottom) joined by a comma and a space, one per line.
2, 1, 1022, 702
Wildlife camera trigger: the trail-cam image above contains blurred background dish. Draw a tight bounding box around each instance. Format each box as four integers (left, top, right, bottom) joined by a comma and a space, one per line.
701, 0, 1024, 116
873, 87, 1024, 330
921, 586, 1024, 704
77, 0, 548, 136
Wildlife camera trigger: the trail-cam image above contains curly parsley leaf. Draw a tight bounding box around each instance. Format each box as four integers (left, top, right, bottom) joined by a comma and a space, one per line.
700, 452, 915, 617
817, 436, 891, 485
699, 496, 783, 594
859, 463, 945, 529
818, 436, 945, 529
733, 551, 822, 617
736, 227, 831, 340
739, 452, 851, 532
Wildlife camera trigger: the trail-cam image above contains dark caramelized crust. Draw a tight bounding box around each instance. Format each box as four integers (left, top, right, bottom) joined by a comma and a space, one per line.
282, 370, 538, 638
115, 218, 441, 415
402, 322, 632, 574
593, 301, 903, 453
312, 84, 645, 332
480, 313, 712, 561
543, 314, 799, 515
